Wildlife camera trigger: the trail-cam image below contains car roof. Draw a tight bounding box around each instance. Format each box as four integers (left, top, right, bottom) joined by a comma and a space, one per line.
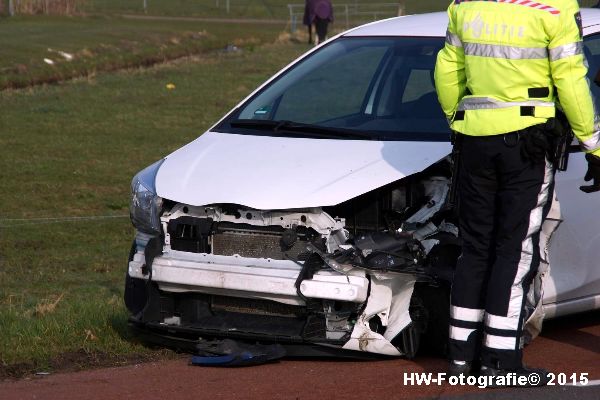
344, 8, 600, 38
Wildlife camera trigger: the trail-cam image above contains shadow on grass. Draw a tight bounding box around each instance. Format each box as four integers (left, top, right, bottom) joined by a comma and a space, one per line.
109, 310, 140, 345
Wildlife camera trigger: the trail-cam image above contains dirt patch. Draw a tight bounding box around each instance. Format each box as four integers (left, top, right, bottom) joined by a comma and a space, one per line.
0, 349, 178, 381
0, 362, 35, 381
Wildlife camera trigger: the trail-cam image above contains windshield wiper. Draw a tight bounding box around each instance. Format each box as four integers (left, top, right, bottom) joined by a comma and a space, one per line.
230, 119, 375, 140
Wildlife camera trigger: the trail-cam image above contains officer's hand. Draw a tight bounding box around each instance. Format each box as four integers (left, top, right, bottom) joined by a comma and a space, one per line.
580, 153, 600, 193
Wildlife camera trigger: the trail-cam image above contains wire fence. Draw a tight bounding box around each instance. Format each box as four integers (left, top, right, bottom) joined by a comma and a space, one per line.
0, 0, 301, 18
0, 0, 410, 18
287, 2, 401, 33
1, 1, 599, 18
582, 0, 600, 6
0, 214, 129, 228
1, 0, 81, 15
86, 0, 292, 18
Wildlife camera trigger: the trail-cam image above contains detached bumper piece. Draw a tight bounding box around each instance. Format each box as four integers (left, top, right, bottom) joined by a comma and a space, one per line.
191, 339, 286, 367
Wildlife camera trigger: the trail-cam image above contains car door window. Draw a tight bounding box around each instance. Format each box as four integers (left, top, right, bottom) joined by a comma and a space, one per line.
584, 34, 600, 102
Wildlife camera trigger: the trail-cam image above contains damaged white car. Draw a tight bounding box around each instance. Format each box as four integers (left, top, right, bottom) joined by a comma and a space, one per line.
125, 10, 600, 358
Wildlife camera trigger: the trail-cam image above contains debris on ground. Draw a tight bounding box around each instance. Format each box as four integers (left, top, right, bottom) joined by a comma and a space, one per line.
190, 339, 286, 367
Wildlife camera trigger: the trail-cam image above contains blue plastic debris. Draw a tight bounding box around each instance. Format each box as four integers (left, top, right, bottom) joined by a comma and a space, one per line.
190, 339, 286, 367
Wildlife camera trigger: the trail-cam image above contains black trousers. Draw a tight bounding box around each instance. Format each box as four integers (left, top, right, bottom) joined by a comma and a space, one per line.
314, 18, 329, 43
449, 130, 555, 370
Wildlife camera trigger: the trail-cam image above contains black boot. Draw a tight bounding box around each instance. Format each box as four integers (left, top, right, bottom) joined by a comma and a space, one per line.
448, 360, 472, 377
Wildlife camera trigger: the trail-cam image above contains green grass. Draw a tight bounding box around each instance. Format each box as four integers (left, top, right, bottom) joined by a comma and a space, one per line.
86, 0, 290, 18
83, 0, 448, 19
0, 37, 310, 374
4, 0, 450, 20
0, 15, 286, 89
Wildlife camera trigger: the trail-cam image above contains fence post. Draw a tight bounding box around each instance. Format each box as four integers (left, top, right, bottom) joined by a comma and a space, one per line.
8, 0, 15, 16
345, 4, 349, 30
398, 0, 405, 16
226, 0, 230, 13
143, 0, 147, 13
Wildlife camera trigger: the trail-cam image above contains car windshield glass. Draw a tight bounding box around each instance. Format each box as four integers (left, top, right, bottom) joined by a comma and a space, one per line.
219, 37, 450, 140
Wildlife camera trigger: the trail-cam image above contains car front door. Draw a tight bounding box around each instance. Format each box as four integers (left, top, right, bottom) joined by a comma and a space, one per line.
544, 31, 600, 308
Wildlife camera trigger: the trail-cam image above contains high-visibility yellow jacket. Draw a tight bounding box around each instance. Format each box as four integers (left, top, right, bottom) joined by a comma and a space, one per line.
435, 0, 600, 157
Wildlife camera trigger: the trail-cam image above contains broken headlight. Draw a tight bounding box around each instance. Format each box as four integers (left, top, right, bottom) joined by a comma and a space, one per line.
130, 159, 165, 235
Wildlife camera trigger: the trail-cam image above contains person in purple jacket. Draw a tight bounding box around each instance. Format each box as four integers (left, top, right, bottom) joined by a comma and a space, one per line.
303, 0, 334, 45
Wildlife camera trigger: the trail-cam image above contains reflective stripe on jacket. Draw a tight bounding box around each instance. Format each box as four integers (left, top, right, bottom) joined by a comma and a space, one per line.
434, 0, 600, 157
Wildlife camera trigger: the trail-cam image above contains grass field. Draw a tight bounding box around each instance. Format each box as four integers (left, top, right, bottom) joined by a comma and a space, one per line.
84, 0, 447, 19
0, 16, 286, 89
1, 0, 450, 19
0, 28, 309, 375
4, 0, 597, 19
0, 0, 450, 91
79, 0, 600, 18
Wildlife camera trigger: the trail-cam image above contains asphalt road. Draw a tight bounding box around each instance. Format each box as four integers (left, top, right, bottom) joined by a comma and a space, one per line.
1, 311, 598, 400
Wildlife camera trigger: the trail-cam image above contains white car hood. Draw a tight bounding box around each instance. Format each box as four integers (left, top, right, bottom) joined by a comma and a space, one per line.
155, 131, 452, 210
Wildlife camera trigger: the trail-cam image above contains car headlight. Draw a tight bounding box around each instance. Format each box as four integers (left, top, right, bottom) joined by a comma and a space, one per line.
130, 159, 165, 235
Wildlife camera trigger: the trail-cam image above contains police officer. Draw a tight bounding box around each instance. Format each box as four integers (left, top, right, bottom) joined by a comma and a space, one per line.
434, 0, 600, 384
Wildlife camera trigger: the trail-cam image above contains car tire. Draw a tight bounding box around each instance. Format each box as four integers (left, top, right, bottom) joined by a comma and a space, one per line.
124, 240, 148, 316
414, 282, 451, 357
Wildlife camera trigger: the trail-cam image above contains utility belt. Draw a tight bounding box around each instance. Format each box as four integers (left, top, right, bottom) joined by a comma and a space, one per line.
452, 94, 572, 171
452, 119, 572, 170
514, 112, 573, 171
445, 113, 573, 210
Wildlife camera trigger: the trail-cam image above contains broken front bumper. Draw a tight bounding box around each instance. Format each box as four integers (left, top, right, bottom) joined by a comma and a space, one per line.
128, 250, 369, 305
128, 247, 418, 357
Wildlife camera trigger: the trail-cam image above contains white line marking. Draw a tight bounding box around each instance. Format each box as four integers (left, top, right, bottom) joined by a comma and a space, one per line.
568, 379, 600, 387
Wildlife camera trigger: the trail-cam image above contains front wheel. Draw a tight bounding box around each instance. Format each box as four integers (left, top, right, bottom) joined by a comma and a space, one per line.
124, 240, 148, 316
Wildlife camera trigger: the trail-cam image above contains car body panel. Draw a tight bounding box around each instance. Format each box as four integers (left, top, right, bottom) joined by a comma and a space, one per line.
155, 131, 452, 210
342, 275, 415, 355
344, 12, 447, 38
546, 152, 600, 305
343, 9, 600, 39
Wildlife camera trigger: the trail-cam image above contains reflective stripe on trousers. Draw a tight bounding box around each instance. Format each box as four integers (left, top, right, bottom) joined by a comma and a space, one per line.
448, 132, 555, 369
483, 158, 554, 351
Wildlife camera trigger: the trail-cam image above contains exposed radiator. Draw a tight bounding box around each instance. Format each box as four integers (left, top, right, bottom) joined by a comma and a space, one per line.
167, 216, 314, 260
212, 231, 306, 260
